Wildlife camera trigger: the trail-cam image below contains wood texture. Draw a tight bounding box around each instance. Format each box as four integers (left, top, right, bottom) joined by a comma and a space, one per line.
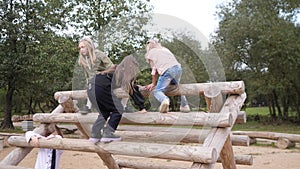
191, 93, 247, 169
8, 136, 217, 163
54, 81, 245, 100
33, 111, 233, 127
232, 131, 300, 142
276, 137, 295, 149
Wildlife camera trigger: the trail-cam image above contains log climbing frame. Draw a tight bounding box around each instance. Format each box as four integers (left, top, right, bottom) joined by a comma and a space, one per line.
0, 81, 252, 169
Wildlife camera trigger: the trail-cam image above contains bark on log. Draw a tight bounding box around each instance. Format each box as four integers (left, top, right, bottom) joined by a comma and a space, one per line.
0, 147, 32, 166
236, 111, 247, 124
220, 136, 236, 169
276, 137, 296, 149
33, 112, 233, 127
0, 123, 52, 166
54, 81, 245, 100
204, 84, 223, 113
115, 130, 250, 146
97, 153, 120, 169
8, 136, 217, 164
191, 93, 247, 169
114, 154, 252, 169
232, 131, 300, 142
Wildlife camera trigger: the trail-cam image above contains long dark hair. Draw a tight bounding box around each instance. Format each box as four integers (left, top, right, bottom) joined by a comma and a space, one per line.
114, 55, 139, 94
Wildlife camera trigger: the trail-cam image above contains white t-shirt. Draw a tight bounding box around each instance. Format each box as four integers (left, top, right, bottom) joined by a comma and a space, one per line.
25, 131, 63, 169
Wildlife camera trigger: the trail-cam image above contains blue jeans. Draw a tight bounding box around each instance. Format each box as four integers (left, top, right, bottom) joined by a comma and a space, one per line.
154, 65, 189, 106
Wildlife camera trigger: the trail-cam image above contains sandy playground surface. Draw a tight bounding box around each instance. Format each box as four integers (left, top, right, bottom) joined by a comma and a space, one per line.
1, 138, 300, 169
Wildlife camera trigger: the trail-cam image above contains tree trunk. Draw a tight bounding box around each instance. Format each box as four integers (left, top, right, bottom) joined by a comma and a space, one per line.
267, 95, 276, 119
270, 94, 277, 119
283, 88, 289, 120
273, 89, 282, 119
38, 101, 45, 113
0, 84, 14, 129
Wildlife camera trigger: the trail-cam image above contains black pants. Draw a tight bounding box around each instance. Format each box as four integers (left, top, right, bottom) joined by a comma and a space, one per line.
129, 82, 146, 110
87, 73, 123, 138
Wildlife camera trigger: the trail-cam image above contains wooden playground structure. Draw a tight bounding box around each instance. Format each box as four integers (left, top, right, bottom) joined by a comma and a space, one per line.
0, 81, 252, 169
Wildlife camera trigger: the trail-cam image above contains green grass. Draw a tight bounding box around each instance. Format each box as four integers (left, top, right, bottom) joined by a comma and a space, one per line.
233, 121, 300, 134
244, 106, 270, 116
233, 106, 300, 134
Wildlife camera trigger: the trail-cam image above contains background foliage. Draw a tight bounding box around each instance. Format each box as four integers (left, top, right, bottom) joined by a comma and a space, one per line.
1, 0, 299, 130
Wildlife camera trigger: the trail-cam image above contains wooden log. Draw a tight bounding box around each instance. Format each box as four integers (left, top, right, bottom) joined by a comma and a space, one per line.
220, 135, 236, 169
115, 130, 250, 146
54, 81, 245, 100
97, 153, 120, 169
51, 104, 64, 114
54, 90, 87, 100
232, 155, 253, 166
114, 154, 253, 169
33, 111, 233, 127
232, 131, 300, 142
236, 111, 247, 124
0, 123, 52, 166
250, 137, 257, 144
0, 147, 32, 166
115, 155, 190, 169
276, 137, 296, 149
8, 136, 218, 163
204, 84, 223, 113
191, 93, 247, 169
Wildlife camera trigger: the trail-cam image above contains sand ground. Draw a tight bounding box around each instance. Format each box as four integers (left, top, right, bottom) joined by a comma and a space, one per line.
1, 140, 300, 169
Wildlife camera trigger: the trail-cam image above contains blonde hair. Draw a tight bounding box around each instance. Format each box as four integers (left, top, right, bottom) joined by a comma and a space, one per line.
78, 37, 97, 68
114, 55, 139, 94
145, 39, 162, 61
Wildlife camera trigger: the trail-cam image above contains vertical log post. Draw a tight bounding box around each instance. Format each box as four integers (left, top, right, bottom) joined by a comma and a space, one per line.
204, 84, 223, 113
220, 135, 236, 169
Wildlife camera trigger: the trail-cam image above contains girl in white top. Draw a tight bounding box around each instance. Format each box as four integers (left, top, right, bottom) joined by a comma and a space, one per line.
144, 39, 190, 113
25, 123, 63, 169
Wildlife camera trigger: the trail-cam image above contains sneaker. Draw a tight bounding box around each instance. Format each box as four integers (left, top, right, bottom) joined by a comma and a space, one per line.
159, 99, 170, 113
88, 138, 101, 144
180, 105, 191, 113
80, 106, 91, 114
101, 132, 122, 142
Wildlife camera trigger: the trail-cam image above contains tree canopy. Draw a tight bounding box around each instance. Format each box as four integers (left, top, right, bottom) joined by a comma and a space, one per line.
0, 0, 153, 129
212, 0, 300, 120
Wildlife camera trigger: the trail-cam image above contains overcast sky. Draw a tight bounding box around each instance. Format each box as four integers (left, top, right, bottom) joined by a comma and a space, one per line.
150, 0, 231, 38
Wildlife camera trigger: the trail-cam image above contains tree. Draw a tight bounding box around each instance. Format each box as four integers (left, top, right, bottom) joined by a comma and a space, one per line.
213, 0, 300, 120
69, 0, 153, 63
0, 0, 77, 129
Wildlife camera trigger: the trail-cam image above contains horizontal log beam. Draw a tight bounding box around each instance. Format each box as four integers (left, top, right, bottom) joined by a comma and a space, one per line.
33, 112, 233, 127
8, 136, 217, 163
114, 154, 252, 169
116, 130, 249, 146
54, 81, 245, 100
232, 131, 300, 142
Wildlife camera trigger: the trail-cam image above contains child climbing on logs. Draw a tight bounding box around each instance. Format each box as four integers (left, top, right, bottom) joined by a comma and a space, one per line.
87, 55, 146, 143
78, 37, 114, 113
144, 39, 190, 113
25, 123, 63, 169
